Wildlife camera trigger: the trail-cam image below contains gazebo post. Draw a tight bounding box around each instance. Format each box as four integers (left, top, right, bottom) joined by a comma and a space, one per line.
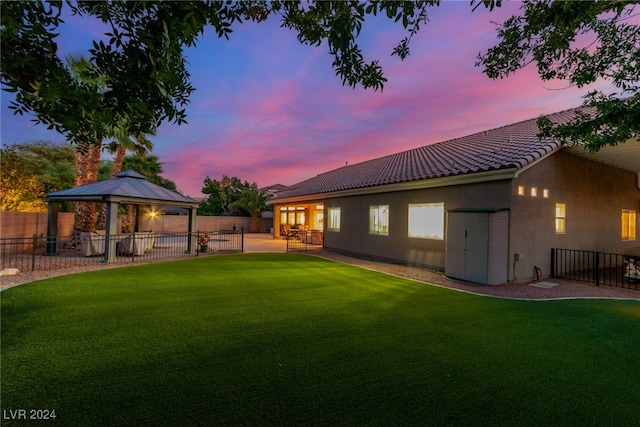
45, 170, 200, 260
135, 205, 145, 232
46, 202, 59, 256
187, 207, 197, 254
104, 201, 119, 263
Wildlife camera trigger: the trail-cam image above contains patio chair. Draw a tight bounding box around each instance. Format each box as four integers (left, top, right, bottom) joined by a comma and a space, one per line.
280, 224, 292, 239
80, 230, 106, 256
118, 232, 155, 256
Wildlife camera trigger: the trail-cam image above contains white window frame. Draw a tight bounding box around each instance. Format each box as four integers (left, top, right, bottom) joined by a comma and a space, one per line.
369, 205, 389, 236
327, 207, 341, 232
408, 203, 444, 240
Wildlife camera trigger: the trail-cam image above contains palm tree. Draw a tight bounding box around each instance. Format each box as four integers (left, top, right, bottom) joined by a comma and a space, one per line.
230, 188, 271, 233
66, 54, 154, 233
65, 55, 109, 233
74, 140, 102, 232
106, 132, 153, 177
97, 132, 153, 230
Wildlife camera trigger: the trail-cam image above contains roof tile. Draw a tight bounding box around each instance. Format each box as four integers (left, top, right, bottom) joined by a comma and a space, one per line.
273, 106, 587, 200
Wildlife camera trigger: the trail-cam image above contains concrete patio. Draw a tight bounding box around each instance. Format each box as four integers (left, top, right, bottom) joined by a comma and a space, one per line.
243, 233, 291, 252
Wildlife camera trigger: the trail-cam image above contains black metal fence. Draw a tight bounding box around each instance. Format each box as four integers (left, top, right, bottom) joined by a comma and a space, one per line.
285, 230, 324, 252
1, 230, 243, 273
551, 248, 639, 290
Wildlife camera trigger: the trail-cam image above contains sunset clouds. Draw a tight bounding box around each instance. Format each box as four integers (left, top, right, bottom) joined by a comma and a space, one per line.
1, 2, 617, 197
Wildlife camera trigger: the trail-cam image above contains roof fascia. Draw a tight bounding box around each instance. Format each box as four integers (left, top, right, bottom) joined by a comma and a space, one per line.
105, 196, 199, 208
272, 168, 518, 204
45, 194, 199, 208
513, 144, 562, 178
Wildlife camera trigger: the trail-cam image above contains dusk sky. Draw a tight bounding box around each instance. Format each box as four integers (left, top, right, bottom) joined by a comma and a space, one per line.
0, 2, 624, 197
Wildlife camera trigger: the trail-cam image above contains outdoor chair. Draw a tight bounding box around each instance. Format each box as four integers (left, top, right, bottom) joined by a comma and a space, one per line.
624, 256, 640, 281
118, 232, 155, 256
311, 230, 323, 245
80, 230, 106, 256
280, 224, 292, 239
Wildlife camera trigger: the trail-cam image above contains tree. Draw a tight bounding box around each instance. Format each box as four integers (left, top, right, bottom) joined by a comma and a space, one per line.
477, 0, 639, 151
230, 188, 271, 233
199, 176, 255, 216
0, 141, 76, 194
0, 1, 447, 145
0, 173, 47, 212
0, 141, 76, 212
3, 1, 636, 153
121, 155, 179, 192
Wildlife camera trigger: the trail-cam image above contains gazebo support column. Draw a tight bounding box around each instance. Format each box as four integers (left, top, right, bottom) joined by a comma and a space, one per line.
187, 207, 197, 254
104, 201, 119, 263
135, 205, 145, 232
46, 202, 59, 256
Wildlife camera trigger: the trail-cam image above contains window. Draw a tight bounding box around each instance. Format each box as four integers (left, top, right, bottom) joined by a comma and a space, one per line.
531, 187, 538, 197
408, 203, 444, 240
555, 204, 566, 234
622, 210, 637, 241
281, 206, 306, 226
517, 185, 525, 196
369, 205, 389, 235
543, 189, 549, 198
327, 207, 341, 232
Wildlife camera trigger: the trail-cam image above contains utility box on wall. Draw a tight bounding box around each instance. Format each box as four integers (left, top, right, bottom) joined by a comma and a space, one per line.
445, 209, 509, 285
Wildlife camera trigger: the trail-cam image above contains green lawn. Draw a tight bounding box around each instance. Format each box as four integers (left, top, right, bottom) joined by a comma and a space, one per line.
2, 253, 639, 426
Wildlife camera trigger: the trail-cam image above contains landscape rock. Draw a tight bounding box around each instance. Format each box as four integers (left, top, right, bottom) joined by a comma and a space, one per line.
0, 268, 20, 276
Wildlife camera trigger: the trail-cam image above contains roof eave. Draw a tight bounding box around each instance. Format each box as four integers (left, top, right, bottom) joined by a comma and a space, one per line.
45, 194, 199, 208
271, 168, 518, 204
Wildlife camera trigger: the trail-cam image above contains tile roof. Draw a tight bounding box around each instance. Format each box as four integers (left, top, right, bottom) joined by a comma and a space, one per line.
46, 169, 199, 205
273, 107, 585, 200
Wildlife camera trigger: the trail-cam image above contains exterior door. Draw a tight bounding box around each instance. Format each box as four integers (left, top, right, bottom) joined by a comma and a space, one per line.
445, 211, 508, 285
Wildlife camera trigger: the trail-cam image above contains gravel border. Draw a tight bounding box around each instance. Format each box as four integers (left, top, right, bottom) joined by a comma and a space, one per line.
313, 250, 640, 301
2, 249, 639, 301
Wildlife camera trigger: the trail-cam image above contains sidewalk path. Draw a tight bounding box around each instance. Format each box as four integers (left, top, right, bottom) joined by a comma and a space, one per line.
243, 233, 287, 252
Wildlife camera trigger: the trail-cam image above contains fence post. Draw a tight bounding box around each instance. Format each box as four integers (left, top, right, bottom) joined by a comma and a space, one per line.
550, 248, 555, 278
595, 252, 600, 286
32, 234, 37, 272
131, 233, 136, 263
241, 229, 244, 253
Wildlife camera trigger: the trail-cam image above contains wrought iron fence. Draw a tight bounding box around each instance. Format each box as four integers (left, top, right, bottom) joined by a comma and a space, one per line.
551, 248, 639, 290
285, 229, 324, 252
1, 231, 244, 273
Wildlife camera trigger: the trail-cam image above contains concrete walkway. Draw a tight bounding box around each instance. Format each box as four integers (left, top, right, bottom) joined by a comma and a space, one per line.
243, 233, 288, 252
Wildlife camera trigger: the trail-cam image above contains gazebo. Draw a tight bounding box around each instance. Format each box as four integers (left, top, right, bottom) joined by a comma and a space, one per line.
45, 170, 200, 262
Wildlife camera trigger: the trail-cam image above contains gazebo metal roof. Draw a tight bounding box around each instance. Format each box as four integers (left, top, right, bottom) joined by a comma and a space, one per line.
44, 170, 199, 262
45, 170, 199, 208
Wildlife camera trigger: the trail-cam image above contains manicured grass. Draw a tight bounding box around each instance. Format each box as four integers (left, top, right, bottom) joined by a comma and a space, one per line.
2, 253, 639, 426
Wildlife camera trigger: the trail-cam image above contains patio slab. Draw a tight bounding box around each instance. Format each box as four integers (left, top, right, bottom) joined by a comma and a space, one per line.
243, 233, 287, 253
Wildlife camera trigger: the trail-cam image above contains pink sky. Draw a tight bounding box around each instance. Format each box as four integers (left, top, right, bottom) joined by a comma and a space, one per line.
0, 2, 619, 197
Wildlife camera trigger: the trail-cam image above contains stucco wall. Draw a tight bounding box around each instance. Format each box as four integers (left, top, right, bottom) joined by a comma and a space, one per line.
1, 212, 273, 239
509, 151, 640, 282
274, 152, 638, 284
323, 179, 512, 269
140, 215, 273, 233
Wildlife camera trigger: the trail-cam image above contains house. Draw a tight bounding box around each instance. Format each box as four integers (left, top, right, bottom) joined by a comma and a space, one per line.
270, 106, 640, 284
